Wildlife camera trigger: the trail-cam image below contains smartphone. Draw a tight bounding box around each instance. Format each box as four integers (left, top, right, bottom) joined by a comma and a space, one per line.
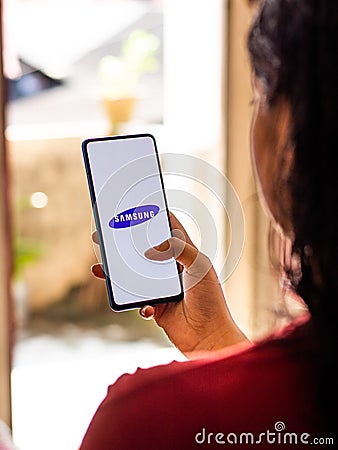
82, 133, 184, 311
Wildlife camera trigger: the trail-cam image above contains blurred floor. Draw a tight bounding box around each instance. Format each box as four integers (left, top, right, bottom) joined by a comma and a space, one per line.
11, 327, 184, 450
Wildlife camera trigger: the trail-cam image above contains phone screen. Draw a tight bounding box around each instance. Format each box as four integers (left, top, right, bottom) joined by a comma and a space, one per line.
82, 134, 183, 311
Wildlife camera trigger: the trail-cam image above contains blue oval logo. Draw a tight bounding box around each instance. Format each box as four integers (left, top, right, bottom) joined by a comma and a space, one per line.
109, 205, 160, 229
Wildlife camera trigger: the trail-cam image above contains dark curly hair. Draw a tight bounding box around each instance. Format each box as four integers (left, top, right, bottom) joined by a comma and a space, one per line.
247, 0, 338, 436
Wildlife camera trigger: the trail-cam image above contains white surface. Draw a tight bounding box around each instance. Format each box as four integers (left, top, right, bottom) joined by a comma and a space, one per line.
7, 0, 147, 78
164, 0, 225, 155
11, 332, 185, 450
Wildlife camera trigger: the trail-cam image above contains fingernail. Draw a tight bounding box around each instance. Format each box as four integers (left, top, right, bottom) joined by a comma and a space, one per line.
144, 247, 158, 258
139, 306, 154, 320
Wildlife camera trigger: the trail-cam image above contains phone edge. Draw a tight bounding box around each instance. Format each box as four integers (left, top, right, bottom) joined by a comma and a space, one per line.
81, 133, 184, 312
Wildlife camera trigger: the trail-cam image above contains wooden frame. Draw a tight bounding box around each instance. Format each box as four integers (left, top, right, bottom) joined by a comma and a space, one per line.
0, 0, 13, 427
225, 0, 279, 339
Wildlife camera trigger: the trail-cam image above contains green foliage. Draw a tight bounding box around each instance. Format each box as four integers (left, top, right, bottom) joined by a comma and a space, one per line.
98, 28, 160, 99
13, 236, 44, 280
122, 28, 160, 75
12, 194, 46, 280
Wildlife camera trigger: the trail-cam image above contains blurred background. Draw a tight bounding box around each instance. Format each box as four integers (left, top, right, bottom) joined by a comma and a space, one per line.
0, 1, 285, 449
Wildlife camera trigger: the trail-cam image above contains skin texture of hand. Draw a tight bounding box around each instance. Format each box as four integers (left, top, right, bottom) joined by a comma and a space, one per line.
91, 213, 248, 359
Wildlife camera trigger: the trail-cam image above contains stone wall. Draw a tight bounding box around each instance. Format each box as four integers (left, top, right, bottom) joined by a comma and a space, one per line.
8, 136, 104, 312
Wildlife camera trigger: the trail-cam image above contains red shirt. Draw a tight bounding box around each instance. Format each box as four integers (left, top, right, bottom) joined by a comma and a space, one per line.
80, 317, 326, 449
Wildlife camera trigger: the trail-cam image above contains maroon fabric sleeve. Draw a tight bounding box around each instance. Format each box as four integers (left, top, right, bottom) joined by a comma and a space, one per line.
80, 318, 323, 449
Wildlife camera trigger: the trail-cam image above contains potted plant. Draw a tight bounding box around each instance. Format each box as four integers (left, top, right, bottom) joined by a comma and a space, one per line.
98, 28, 160, 134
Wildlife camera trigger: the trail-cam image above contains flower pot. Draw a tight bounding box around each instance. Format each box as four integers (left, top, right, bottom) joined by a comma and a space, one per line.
102, 96, 136, 134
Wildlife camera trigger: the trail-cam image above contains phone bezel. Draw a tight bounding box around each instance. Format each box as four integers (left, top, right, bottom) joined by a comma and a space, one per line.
82, 133, 184, 312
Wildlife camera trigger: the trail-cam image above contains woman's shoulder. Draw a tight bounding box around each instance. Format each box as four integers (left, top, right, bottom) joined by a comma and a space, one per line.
80, 315, 321, 449
107, 313, 315, 403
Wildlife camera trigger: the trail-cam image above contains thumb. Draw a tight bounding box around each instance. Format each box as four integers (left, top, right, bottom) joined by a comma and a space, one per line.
144, 237, 198, 269
144, 238, 218, 290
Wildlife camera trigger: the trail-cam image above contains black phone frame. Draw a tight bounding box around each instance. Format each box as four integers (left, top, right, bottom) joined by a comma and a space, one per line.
82, 133, 184, 312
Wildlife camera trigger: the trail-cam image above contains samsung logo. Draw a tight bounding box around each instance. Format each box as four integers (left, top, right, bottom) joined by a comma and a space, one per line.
109, 205, 160, 229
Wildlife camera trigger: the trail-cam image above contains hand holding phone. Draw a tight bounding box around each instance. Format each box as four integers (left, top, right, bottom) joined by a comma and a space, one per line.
82, 133, 184, 311
91, 211, 248, 357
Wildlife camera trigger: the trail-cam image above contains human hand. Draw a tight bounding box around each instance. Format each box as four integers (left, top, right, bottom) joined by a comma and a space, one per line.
91, 213, 248, 359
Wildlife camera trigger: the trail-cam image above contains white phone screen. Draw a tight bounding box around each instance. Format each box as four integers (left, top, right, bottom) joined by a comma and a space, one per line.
83, 134, 183, 310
